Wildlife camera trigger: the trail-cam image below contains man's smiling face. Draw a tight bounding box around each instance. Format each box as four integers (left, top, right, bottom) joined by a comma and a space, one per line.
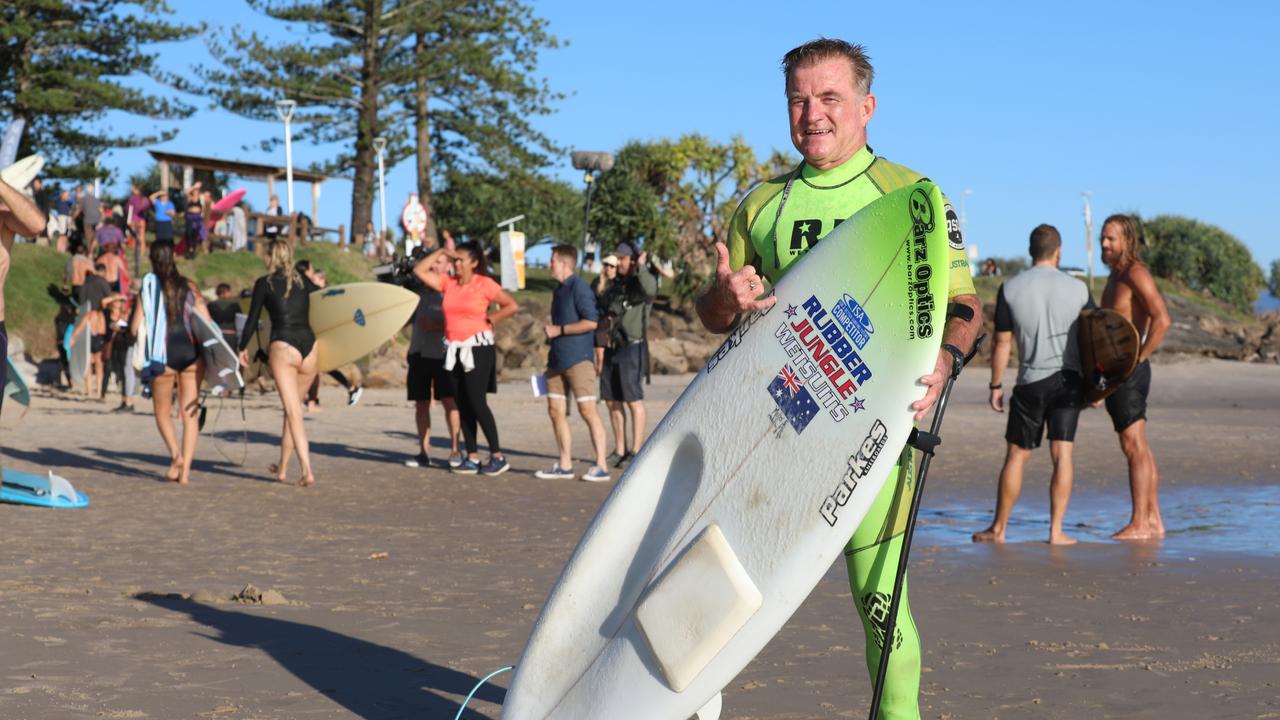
786, 57, 876, 170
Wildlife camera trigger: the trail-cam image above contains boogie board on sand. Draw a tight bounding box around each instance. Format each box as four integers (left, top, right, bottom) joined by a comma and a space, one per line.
1, 469, 89, 508
0, 154, 44, 191
1078, 308, 1140, 403
192, 312, 244, 395
240, 282, 417, 381
3, 354, 31, 408
503, 182, 951, 719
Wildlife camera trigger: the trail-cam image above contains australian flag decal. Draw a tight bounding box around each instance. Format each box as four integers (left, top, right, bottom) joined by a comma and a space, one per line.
767, 364, 819, 434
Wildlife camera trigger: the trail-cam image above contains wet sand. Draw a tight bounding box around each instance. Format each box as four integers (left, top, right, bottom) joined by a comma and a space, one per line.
1, 358, 1278, 719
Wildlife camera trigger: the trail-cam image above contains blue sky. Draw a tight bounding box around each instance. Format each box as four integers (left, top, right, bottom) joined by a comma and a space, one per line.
87, 0, 1277, 274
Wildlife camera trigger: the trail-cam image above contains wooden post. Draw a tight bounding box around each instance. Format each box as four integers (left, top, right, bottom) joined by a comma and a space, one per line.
267, 175, 275, 205
311, 182, 320, 228
338, 224, 346, 248
159, 160, 170, 193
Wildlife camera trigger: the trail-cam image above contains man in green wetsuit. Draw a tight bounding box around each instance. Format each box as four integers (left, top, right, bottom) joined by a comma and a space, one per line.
696, 39, 982, 719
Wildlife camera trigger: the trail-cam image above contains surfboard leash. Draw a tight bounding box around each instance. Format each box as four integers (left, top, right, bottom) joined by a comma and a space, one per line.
453, 665, 513, 720
206, 390, 249, 467
867, 335, 985, 720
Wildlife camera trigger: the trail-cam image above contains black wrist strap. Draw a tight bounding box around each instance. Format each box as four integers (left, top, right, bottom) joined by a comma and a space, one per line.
946, 301, 975, 323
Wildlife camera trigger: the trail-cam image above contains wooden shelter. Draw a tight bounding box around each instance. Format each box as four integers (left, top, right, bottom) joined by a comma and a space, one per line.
147, 150, 344, 244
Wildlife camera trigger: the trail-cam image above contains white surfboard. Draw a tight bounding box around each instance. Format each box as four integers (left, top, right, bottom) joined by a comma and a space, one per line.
504, 182, 952, 719
68, 303, 92, 390
192, 312, 244, 396
0, 154, 44, 190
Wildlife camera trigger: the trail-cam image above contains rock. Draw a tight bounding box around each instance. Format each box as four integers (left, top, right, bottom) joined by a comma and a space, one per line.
233, 584, 263, 604
647, 337, 689, 375
259, 589, 289, 606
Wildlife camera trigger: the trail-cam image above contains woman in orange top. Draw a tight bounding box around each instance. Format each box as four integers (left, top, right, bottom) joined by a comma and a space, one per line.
414, 242, 518, 476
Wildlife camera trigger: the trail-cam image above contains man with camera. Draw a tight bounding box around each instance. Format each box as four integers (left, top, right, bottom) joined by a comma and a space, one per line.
598, 241, 657, 467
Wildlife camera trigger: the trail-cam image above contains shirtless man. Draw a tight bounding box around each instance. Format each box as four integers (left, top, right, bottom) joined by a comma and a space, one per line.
1, 176, 48, 415
1099, 214, 1171, 539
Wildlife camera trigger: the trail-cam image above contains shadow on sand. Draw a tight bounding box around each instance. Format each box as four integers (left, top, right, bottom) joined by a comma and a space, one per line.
135, 592, 505, 719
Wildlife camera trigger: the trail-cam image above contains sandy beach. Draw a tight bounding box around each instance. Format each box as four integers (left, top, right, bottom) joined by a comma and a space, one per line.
1, 358, 1277, 719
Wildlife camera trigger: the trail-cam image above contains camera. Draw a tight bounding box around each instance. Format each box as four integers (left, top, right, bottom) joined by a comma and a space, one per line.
374, 245, 429, 289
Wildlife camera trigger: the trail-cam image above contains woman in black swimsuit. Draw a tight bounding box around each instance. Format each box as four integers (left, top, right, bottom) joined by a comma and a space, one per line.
129, 241, 209, 484
238, 239, 318, 486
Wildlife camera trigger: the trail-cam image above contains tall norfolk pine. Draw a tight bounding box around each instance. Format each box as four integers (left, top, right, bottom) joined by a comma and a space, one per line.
0, 0, 200, 181
188, 0, 562, 243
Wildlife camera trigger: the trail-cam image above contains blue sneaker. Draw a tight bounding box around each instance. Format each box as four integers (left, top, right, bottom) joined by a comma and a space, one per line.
535, 464, 575, 480
452, 458, 480, 475
480, 455, 510, 477
581, 465, 611, 483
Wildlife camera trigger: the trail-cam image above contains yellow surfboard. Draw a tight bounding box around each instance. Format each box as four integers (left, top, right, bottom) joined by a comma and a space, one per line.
240, 282, 417, 381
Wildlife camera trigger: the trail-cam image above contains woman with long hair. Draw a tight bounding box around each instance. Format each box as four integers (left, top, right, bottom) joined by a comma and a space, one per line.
130, 241, 209, 483
414, 242, 518, 475
238, 239, 318, 486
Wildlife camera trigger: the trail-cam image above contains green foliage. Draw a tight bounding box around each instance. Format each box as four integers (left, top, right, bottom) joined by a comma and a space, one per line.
433, 169, 582, 248
1143, 215, 1264, 312
590, 136, 796, 301
1269, 259, 1280, 298
0, 0, 200, 180
4, 244, 69, 358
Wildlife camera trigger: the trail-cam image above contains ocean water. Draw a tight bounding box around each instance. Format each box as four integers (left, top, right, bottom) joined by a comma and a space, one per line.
917, 484, 1280, 556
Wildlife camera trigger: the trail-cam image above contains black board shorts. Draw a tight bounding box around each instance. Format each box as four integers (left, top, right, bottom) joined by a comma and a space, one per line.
601, 342, 644, 403
1006, 371, 1083, 449
407, 354, 456, 402
1105, 360, 1151, 433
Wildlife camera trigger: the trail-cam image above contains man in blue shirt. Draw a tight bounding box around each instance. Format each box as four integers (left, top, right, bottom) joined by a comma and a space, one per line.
535, 245, 610, 482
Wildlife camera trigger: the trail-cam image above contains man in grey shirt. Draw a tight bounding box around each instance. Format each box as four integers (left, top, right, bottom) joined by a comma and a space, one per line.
974, 224, 1091, 545
76, 185, 101, 245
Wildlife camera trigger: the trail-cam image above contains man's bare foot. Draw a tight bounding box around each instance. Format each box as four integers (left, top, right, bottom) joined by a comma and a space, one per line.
1048, 532, 1078, 545
1111, 523, 1163, 540
972, 527, 1005, 543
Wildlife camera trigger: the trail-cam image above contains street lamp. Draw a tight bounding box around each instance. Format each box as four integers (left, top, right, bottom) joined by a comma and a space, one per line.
571, 150, 614, 267
373, 135, 388, 252
275, 99, 297, 216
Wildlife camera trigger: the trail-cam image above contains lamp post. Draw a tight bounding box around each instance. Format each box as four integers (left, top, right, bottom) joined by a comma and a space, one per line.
275, 99, 297, 216
571, 150, 614, 268
373, 135, 388, 253
1082, 191, 1095, 292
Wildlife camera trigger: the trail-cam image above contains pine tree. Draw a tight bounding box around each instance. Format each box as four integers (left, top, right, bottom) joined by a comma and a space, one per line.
190, 0, 562, 245
0, 0, 200, 180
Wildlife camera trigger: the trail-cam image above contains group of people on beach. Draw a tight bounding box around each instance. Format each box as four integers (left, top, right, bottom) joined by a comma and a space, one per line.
2, 35, 1184, 720
398, 236, 662, 484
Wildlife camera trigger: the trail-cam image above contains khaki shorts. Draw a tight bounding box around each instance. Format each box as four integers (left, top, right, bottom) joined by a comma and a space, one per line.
546, 360, 597, 403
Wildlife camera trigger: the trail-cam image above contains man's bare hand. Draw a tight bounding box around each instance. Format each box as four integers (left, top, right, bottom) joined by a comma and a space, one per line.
910, 349, 954, 422
711, 242, 774, 314
989, 387, 1004, 413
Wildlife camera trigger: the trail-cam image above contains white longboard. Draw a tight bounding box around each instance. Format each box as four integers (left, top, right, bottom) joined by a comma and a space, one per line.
504, 183, 952, 719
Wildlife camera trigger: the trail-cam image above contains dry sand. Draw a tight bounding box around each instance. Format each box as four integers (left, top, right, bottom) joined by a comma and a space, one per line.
1, 358, 1277, 719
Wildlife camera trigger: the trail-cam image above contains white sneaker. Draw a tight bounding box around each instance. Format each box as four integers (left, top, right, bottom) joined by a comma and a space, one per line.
581, 465, 611, 483
347, 386, 364, 406
534, 465, 575, 480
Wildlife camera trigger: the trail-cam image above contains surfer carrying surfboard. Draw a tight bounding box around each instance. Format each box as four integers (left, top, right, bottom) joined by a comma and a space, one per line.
972, 224, 1091, 545
696, 39, 983, 719
1098, 214, 1171, 540
0, 173, 46, 416
239, 239, 321, 487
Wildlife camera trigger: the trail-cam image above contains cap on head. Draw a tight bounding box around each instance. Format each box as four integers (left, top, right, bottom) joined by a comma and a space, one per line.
614, 242, 635, 258
602, 254, 619, 267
